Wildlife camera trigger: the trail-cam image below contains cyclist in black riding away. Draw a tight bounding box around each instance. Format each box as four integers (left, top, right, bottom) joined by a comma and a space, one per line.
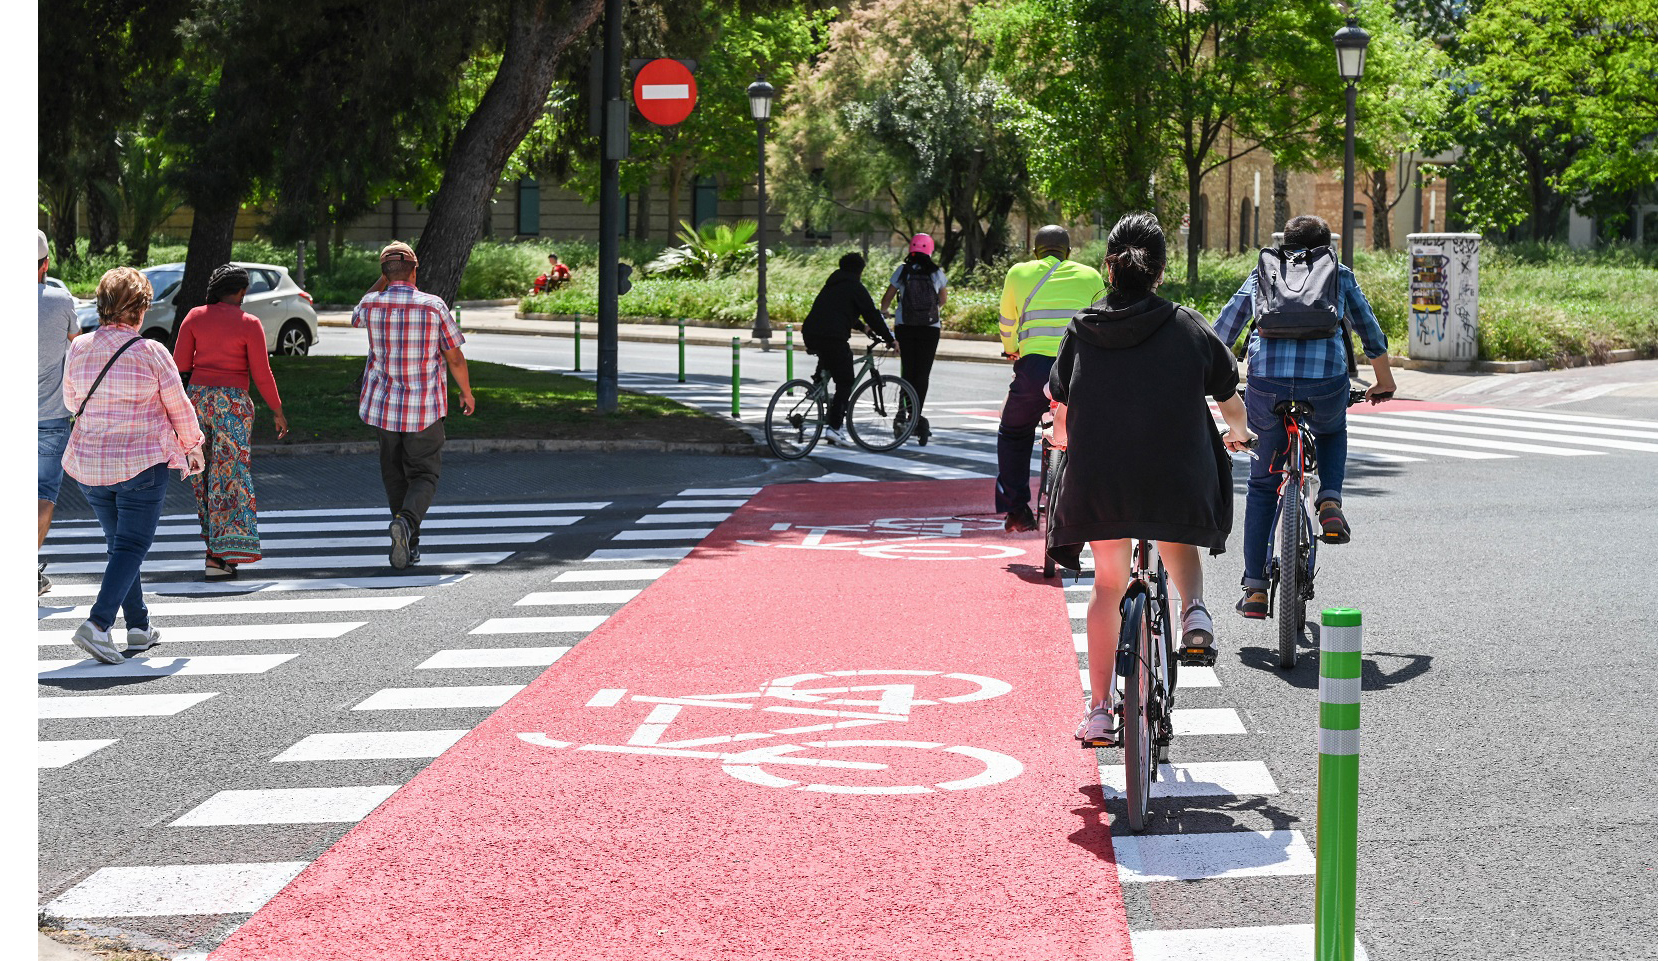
1045, 213, 1252, 744
800, 252, 897, 446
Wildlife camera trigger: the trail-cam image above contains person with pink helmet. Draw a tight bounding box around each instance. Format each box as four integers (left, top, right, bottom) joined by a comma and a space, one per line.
878, 233, 947, 445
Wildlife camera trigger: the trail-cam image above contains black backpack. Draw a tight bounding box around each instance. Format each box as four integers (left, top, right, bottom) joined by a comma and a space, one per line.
1254, 246, 1341, 339
899, 262, 939, 326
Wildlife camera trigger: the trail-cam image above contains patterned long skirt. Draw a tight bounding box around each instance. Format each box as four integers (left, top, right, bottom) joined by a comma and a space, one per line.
187, 385, 262, 563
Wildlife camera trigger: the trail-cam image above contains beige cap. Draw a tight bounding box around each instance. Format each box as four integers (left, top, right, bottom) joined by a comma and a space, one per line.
380, 241, 417, 263
38, 229, 49, 260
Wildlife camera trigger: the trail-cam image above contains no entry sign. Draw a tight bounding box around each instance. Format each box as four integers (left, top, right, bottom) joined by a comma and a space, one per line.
633, 58, 698, 126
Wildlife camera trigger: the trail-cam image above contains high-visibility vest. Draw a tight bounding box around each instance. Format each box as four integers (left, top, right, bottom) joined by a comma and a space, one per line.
998, 256, 1106, 357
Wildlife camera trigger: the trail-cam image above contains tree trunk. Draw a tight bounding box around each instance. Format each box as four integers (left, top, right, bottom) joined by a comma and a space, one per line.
45, 181, 79, 265
634, 181, 650, 242
1272, 164, 1290, 235
416, 0, 604, 305
86, 173, 121, 256
1185, 163, 1205, 286
174, 196, 239, 329
315, 224, 333, 277
1368, 168, 1390, 250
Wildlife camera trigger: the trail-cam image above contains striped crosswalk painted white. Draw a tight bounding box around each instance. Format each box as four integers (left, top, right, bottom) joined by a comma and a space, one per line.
37, 622, 363, 647
38, 653, 302, 679
39, 692, 219, 719
40, 596, 419, 621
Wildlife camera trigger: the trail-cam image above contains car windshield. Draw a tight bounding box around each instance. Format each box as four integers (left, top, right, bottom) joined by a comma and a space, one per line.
143, 267, 185, 303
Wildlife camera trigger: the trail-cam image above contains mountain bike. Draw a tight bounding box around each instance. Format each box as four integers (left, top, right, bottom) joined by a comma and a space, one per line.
764, 334, 921, 460
1116, 537, 1178, 831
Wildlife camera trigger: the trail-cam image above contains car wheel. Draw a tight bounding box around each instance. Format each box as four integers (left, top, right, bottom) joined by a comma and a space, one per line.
142, 327, 172, 348
276, 320, 311, 356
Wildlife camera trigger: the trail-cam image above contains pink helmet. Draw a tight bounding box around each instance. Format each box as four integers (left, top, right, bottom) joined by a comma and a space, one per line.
909, 233, 935, 256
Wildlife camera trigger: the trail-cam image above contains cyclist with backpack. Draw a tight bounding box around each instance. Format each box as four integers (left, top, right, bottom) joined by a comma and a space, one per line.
879, 233, 947, 445
801, 252, 897, 446
1211, 214, 1396, 621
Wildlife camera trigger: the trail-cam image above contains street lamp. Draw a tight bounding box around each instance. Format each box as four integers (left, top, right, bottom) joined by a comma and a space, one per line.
1334, 16, 1369, 268
748, 76, 775, 348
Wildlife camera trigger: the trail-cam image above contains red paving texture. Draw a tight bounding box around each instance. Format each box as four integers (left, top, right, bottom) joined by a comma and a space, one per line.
212, 479, 1131, 961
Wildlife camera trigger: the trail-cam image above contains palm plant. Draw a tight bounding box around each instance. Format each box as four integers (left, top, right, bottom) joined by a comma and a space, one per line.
644, 220, 766, 279
92, 134, 183, 266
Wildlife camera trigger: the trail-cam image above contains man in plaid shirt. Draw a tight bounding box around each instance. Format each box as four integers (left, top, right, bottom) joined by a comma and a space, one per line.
354, 242, 475, 569
1212, 215, 1395, 619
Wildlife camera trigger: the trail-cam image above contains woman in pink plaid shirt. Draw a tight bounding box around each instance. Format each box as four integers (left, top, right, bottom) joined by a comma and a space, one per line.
60, 267, 206, 664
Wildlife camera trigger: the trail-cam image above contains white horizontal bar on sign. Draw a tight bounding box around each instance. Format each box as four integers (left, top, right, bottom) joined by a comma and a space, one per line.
41, 596, 418, 622
471, 615, 609, 635
40, 574, 461, 598
640, 83, 690, 99
611, 528, 713, 542
1111, 829, 1314, 884
1129, 924, 1369, 961
37, 622, 363, 647
172, 785, 401, 826
1377, 411, 1658, 451
39, 692, 218, 719
352, 685, 524, 710
516, 588, 642, 606
680, 488, 760, 496
417, 647, 570, 669
1169, 708, 1246, 736
38, 653, 302, 679
634, 513, 732, 524
1370, 408, 1658, 440
1345, 424, 1602, 457
44, 531, 549, 557
658, 499, 745, 509
1345, 438, 1510, 460
585, 547, 693, 562
1100, 761, 1278, 799
40, 861, 310, 918
41, 552, 514, 576
553, 567, 671, 583
49, 517, 580, 541
272, 729, 470, 762
39, 739, 118, 768
809, 447, 988, 480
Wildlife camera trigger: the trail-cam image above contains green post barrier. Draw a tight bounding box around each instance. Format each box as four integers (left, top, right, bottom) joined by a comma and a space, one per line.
454, 306, 462, 326
731, 337, 741, 419
785, 324, 794, 381
1316, 608, 1362, 961
573, 315, 582, 372
678, 321, 687, 383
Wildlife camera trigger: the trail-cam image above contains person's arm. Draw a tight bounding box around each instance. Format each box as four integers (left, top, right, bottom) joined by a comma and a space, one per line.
998, 267, 1022, 358
1218, 393, 1252, 450
244, 320, 288, 437
937, 271, 948, 308
443, 347, 474, 415
1210, 269, 1257, 349
856, 283, 895, 347
172, 313, 196, 374
153, 345, 206, 471
879, 265, 900, 313
61, 343, 83, 413
1341, 269, 1396, 401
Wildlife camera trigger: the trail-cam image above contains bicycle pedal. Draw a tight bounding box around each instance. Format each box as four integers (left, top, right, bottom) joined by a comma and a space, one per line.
1177, 645, 1218, 668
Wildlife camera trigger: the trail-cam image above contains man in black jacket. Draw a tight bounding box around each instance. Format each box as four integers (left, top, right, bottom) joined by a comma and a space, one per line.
800, 252, 896, 445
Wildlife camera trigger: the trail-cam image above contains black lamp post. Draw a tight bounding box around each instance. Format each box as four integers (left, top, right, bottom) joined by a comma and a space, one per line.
747, 76, 775, 348
1334, 16, 1369, 268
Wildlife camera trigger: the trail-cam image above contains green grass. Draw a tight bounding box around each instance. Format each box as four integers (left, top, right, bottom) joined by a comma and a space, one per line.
254, 356, 749, 446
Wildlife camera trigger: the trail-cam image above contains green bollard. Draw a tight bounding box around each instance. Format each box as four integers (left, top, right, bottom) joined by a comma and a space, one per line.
1316, 608, 1363, 961
678, 321, 687, 383
454, 306, 462, 326
785, 324, 794, 381
731, 337, 741, 419
573, 314, 581, 372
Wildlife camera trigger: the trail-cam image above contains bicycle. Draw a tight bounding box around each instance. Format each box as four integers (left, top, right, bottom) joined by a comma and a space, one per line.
1036, 410, 1065, 579
764, 333, 921, 460
1114, 537, 1178, 831
1238, 385, 1381, 669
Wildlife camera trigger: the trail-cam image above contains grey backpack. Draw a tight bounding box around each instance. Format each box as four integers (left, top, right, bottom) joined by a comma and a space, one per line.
1254, 246, 1341, 339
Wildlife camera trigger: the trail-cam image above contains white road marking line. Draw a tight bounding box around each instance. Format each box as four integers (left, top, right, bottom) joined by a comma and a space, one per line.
587, 689, 628, 707
1177, 666, 1221, 688
809, 447, 988, 479
1111, 829, 1315, 883
471, 615, 610, 635
39, 693, 218, 719
611, 527, 713, 541
658, 499, 745, 508
1378, 408, 1659, 440
417, 647, 570, 669
40, 596, 417, 621
1169, 708, 1247, 736
553, 567, 671, 582
42, 552, 515, 575
1100, 760, 1277, 798
172, 786, 400, 826
585, 547, 693, 562
271, 729, 469, 761
1346, 438, 1511, 459
41, 575, 460, 598
352, 686, 524, 710
43, 531, 550, 557
54, 502, 609, 530
47, 516, 580, 541
1345, 424, 1602, 456
1130, 924, 1369, 961
1449, 407, 1657, 430
1375, 411, 1658, 451
811, 472, 877, 483
1347, 450, 1424, 463
1536, 383, 1638, 407
38, 653, 302, 679
680, 487, 760, 495
39, 739, 118, 768
37, 622, 364, 647
516, 588, 642, 605
41, 862, 310, 917
634, 512, 732, 524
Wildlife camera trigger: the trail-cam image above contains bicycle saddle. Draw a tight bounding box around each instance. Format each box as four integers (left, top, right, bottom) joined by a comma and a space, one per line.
1272, 398, 1315, 417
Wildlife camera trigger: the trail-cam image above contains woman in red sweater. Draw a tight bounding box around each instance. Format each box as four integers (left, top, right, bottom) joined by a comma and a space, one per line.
174, 264, 290, 579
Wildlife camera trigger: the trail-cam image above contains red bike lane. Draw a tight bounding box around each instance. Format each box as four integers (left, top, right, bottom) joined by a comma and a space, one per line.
211, 479, 1129, 961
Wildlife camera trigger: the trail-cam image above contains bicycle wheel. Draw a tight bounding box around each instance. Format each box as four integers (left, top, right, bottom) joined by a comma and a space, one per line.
846, 373, 920, 451
1120, 591, 1155, 831
764, 379, 823, 461
1040, 447, 1064, 579
1276, 475, 1304, 669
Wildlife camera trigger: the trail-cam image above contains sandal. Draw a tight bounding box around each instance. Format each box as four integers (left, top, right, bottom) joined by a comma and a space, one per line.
205, 557, 238, 580
1318, 500, 1351, 543
1179, 601, 1218, 666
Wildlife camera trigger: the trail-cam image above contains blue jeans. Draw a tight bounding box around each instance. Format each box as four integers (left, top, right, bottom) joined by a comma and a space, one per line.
39, 418, 71, 503
994, 354, 1054, 514
78, 463, 169, 632
1241, 376, 1349, 590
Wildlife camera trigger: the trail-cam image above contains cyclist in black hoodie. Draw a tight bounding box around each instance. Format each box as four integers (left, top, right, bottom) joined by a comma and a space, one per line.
800, 252, 897, 446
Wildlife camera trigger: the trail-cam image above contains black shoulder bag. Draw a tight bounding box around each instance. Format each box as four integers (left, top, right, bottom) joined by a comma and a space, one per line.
70, 337, 144, 425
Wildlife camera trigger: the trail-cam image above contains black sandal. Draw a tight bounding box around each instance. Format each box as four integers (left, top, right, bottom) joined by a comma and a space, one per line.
205, 557, 238, 580
1318, 501, 1351, 543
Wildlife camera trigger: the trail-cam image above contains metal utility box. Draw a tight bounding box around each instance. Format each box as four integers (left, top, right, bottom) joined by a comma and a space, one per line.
1406, 233, 1481, 362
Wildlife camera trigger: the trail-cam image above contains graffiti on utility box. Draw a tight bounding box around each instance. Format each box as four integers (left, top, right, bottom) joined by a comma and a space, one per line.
1407, 233, 1480, 363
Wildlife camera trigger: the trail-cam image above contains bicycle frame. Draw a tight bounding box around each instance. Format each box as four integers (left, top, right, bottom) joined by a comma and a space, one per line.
1264, 411, 1321, 601
1117, 540, 1175, 759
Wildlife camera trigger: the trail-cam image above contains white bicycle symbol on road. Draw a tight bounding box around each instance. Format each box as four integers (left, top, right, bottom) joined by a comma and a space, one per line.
737, 515, 1026, 561
517, 669, 1024, 795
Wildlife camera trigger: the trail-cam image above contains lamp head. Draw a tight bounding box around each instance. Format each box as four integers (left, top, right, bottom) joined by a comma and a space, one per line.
747, 75, 775, 121
1334, 16, 1369, 82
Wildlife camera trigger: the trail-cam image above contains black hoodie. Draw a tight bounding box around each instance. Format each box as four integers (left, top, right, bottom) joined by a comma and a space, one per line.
801, 269, 895, 347
1045, 292, 1241, 563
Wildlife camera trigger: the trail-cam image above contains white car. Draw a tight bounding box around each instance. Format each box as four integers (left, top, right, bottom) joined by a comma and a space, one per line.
43, 276, 91, 309
75, 261, 318, 355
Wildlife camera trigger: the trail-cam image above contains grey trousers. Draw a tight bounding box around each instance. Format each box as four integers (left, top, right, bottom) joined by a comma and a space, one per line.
375, 419, 445, 545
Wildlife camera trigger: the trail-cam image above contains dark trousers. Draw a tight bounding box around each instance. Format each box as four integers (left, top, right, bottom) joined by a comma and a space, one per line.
376, 420, 446, 545
896, 325, 940, 432
79, 463, 169, 632
806, 337, 855, 430
994, 354, 1055, 514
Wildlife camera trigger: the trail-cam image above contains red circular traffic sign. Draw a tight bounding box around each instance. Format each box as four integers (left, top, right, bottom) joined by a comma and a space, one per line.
633, 59, 698, 126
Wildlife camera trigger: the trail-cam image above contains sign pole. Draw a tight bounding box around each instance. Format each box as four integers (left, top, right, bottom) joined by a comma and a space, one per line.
596, 0, 624, 413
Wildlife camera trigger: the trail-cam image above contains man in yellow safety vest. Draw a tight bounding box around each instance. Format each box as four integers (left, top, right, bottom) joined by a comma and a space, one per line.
996, 224, 1105, 532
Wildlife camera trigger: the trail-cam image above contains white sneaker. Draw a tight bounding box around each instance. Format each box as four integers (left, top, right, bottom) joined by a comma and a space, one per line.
1075, 700, 1118, 746
822, 427, 849, 446
71, 621, 123, 665
125, 627, 162, 653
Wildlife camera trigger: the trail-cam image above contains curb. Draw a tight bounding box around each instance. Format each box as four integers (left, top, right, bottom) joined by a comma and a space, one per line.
251, 438, 763, 457
316, 297, 521, 311
1388, 347, 1652, 374
512, 312, 1002, 342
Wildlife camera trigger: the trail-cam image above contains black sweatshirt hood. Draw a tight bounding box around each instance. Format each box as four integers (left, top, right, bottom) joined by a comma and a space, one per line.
1068, 292, 1178, 349
825, 268, 862, 287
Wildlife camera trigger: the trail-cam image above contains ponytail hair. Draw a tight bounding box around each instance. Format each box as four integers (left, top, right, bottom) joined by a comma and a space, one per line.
1103, 211, 1168, 297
